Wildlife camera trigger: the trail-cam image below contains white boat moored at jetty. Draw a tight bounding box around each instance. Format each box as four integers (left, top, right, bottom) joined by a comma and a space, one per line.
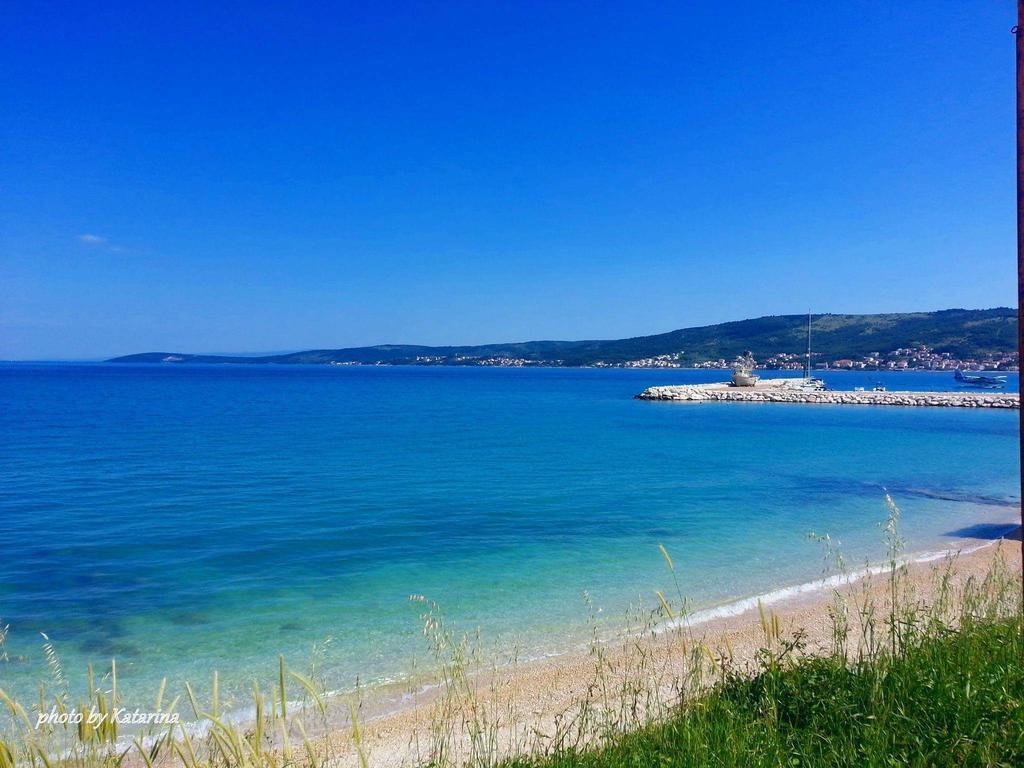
783, 377, 827, 393
730, 351, 760, 387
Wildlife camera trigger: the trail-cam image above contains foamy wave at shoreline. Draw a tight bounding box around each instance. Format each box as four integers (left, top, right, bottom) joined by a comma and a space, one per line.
662, 536, 1010, 632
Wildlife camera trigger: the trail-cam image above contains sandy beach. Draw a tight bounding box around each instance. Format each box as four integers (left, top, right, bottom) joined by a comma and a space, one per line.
316, 532, 1023, 768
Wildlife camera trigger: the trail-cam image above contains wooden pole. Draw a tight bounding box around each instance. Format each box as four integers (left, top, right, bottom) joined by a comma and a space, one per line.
1015, 2, 1024, 589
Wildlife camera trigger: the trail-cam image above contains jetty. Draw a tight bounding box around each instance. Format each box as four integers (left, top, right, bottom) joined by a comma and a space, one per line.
635, 379, 1019, 409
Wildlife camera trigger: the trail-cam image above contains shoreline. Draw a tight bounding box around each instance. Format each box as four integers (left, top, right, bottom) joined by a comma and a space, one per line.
24, 526, 1023, 766
160, 530, 1022, 737
300, 530, 1024, 766
8, 362, 1018, 377
661, 533, 1017, 630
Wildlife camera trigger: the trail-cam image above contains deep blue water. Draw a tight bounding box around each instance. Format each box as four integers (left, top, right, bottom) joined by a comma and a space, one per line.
0, 364, 1019, 709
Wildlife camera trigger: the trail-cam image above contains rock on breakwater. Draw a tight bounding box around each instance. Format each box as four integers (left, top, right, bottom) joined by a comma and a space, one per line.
635, 385, 1020, 409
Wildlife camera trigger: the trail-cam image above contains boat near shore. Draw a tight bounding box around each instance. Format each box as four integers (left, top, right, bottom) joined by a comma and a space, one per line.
729, 313, 830, 392
730, 351, 760, 387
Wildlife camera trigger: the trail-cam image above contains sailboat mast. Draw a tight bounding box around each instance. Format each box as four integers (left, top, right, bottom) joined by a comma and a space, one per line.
805, 310, 811, 380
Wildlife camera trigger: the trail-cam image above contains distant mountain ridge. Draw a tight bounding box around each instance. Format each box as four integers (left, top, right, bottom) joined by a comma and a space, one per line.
109, 308, 1019, 367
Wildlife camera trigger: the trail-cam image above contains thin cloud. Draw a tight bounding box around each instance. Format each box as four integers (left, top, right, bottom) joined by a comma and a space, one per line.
77, 233, 131, 253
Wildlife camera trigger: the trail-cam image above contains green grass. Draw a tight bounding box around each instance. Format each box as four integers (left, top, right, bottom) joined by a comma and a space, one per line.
501, 616, 1024, 768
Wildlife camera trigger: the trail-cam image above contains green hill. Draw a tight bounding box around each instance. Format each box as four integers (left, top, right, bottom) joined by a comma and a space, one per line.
108, 308, 1018, 367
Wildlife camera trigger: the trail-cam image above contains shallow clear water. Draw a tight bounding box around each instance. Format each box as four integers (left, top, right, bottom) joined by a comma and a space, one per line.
0, 364, 1019, 710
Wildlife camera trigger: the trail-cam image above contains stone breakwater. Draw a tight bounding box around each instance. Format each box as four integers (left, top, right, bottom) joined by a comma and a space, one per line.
635, 385, 1020, 409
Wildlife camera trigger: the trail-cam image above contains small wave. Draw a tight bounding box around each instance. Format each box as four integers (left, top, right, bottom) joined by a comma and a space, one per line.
660, 539, 1001, 632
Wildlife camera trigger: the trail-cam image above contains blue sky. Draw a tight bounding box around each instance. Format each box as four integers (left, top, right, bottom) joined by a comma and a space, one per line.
0, 1, 1016, 359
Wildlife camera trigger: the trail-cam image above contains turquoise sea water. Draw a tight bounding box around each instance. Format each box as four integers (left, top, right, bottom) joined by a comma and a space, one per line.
0, 364, 1019, 711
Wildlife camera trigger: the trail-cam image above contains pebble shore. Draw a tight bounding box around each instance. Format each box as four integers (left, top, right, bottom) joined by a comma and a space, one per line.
635, 385, 1020, 408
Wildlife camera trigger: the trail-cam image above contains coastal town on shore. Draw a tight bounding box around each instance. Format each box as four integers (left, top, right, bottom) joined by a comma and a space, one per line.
325, 343, 1020, 371
611, 344, 1020, 371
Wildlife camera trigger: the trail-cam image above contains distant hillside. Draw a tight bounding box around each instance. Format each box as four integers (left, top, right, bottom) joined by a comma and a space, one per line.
109, 308, 1019, 367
